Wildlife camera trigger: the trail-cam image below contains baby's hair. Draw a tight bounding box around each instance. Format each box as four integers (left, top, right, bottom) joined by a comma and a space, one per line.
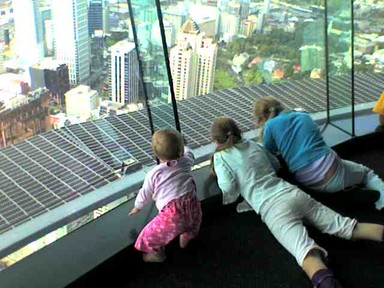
152, 128, 184, 161
210, 116, 242, 176
252, 96, 284, 141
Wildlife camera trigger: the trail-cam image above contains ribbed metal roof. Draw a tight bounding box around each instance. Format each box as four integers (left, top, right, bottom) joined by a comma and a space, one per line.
0, 72, 383, 234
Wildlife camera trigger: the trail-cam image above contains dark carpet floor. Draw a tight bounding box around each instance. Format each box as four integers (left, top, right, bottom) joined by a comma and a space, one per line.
68, 131, 384, 288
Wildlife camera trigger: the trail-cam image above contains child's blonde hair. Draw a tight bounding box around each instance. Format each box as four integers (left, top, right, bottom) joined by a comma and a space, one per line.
152, 128, 184, 160
210, 116, 242, 176
253, 96, 284, 141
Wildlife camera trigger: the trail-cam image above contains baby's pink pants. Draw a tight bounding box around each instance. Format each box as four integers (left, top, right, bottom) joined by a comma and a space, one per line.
135, 193, 202, 253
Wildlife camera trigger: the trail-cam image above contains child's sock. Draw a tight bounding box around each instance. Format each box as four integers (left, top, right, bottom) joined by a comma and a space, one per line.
311, 269, 343, 288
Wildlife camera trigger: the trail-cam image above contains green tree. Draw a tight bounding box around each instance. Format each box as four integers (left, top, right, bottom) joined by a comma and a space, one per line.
284, 65, 295, 78
216, 49, 231, 69
355, 62, 374, 73
214, 70, 237, 90
244, 68, 263, 86
106, 32, 128, 47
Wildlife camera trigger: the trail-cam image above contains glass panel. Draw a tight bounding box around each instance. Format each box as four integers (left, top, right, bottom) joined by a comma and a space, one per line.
157, 0, 327, 148
326, 0, 354, 135
0, 0, 157, 267
128, 0, 179, 131
353, 0, 384, 134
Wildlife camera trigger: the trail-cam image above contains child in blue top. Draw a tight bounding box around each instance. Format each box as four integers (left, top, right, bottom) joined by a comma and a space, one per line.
253, 96, 384, 211
210, 116, 384, 288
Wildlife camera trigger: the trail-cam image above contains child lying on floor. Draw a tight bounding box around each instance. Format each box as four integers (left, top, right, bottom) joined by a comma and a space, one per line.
210, 116, 384, 288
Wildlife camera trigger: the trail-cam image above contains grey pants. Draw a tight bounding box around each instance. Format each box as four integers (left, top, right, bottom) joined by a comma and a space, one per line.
260, 189, 357, 266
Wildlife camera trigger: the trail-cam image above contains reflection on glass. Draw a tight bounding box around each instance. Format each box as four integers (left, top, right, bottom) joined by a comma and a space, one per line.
159, 0, 327, 115
0, 0, 150, 147
327, 0, 354, 134
0, 0, 155, 270
128, 0, 179, 131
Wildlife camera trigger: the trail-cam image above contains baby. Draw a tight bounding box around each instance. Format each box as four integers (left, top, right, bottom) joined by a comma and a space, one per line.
129, 128, 202, 262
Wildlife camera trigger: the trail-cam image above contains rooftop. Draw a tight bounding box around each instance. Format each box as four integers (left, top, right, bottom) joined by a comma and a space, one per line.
0, 72, 383, 262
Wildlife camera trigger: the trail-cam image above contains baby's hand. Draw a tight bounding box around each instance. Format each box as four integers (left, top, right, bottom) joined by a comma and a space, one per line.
128, 207, 141, 216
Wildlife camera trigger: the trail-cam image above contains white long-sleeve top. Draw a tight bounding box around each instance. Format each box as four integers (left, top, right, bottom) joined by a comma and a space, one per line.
213, 140, 296, 214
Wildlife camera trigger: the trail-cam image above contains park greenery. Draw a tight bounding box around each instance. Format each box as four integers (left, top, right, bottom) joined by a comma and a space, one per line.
213, 24, 309, 90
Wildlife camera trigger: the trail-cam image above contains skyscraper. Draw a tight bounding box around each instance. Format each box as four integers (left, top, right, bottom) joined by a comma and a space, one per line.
52, 0, 90, 85
38, 7, 53, 56
109, 40, 140, 105
219, 12, 240, 42
169, 19, 217, 101
257, 0, 272, 32
88, 0, 103, 36
30, 60, 70, 106
13, 0, 45, 69
163, 8, 189, 34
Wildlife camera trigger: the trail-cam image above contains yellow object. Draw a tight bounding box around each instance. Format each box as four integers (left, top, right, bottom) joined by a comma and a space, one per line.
373, 92, 384, 115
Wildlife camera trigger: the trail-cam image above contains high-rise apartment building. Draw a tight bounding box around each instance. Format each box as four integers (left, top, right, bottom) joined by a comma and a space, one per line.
240, 15, 257, 37
109, 40, 140, 105
52, 0, 90, 85
88, 0, 103, 36
169, 19, 217, 101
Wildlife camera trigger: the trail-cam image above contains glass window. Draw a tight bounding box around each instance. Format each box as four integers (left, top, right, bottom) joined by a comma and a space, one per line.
326, 0, 354, 134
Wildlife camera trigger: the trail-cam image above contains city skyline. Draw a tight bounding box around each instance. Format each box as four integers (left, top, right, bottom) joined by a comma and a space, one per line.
0, 0, 383, 273
0, 0, 381, 146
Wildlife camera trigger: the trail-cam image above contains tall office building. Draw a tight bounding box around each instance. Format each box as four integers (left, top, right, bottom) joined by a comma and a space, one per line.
163, 8, 188, 33
152, 20, 176, 48
219, 12, 240, 42
169, 19, 217, 101
44, 19, 54, 56
30, 60, 70, 106
257, 0, 272, 32
13, 0, 45, 69
39, 7, 53, 56
109, 40, 140, 105
52, 0, 90, 85
88, 0, 103, 35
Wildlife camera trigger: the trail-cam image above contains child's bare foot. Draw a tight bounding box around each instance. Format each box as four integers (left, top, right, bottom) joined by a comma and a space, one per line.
142, 251, 166, 263
179, 236, 190, 248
